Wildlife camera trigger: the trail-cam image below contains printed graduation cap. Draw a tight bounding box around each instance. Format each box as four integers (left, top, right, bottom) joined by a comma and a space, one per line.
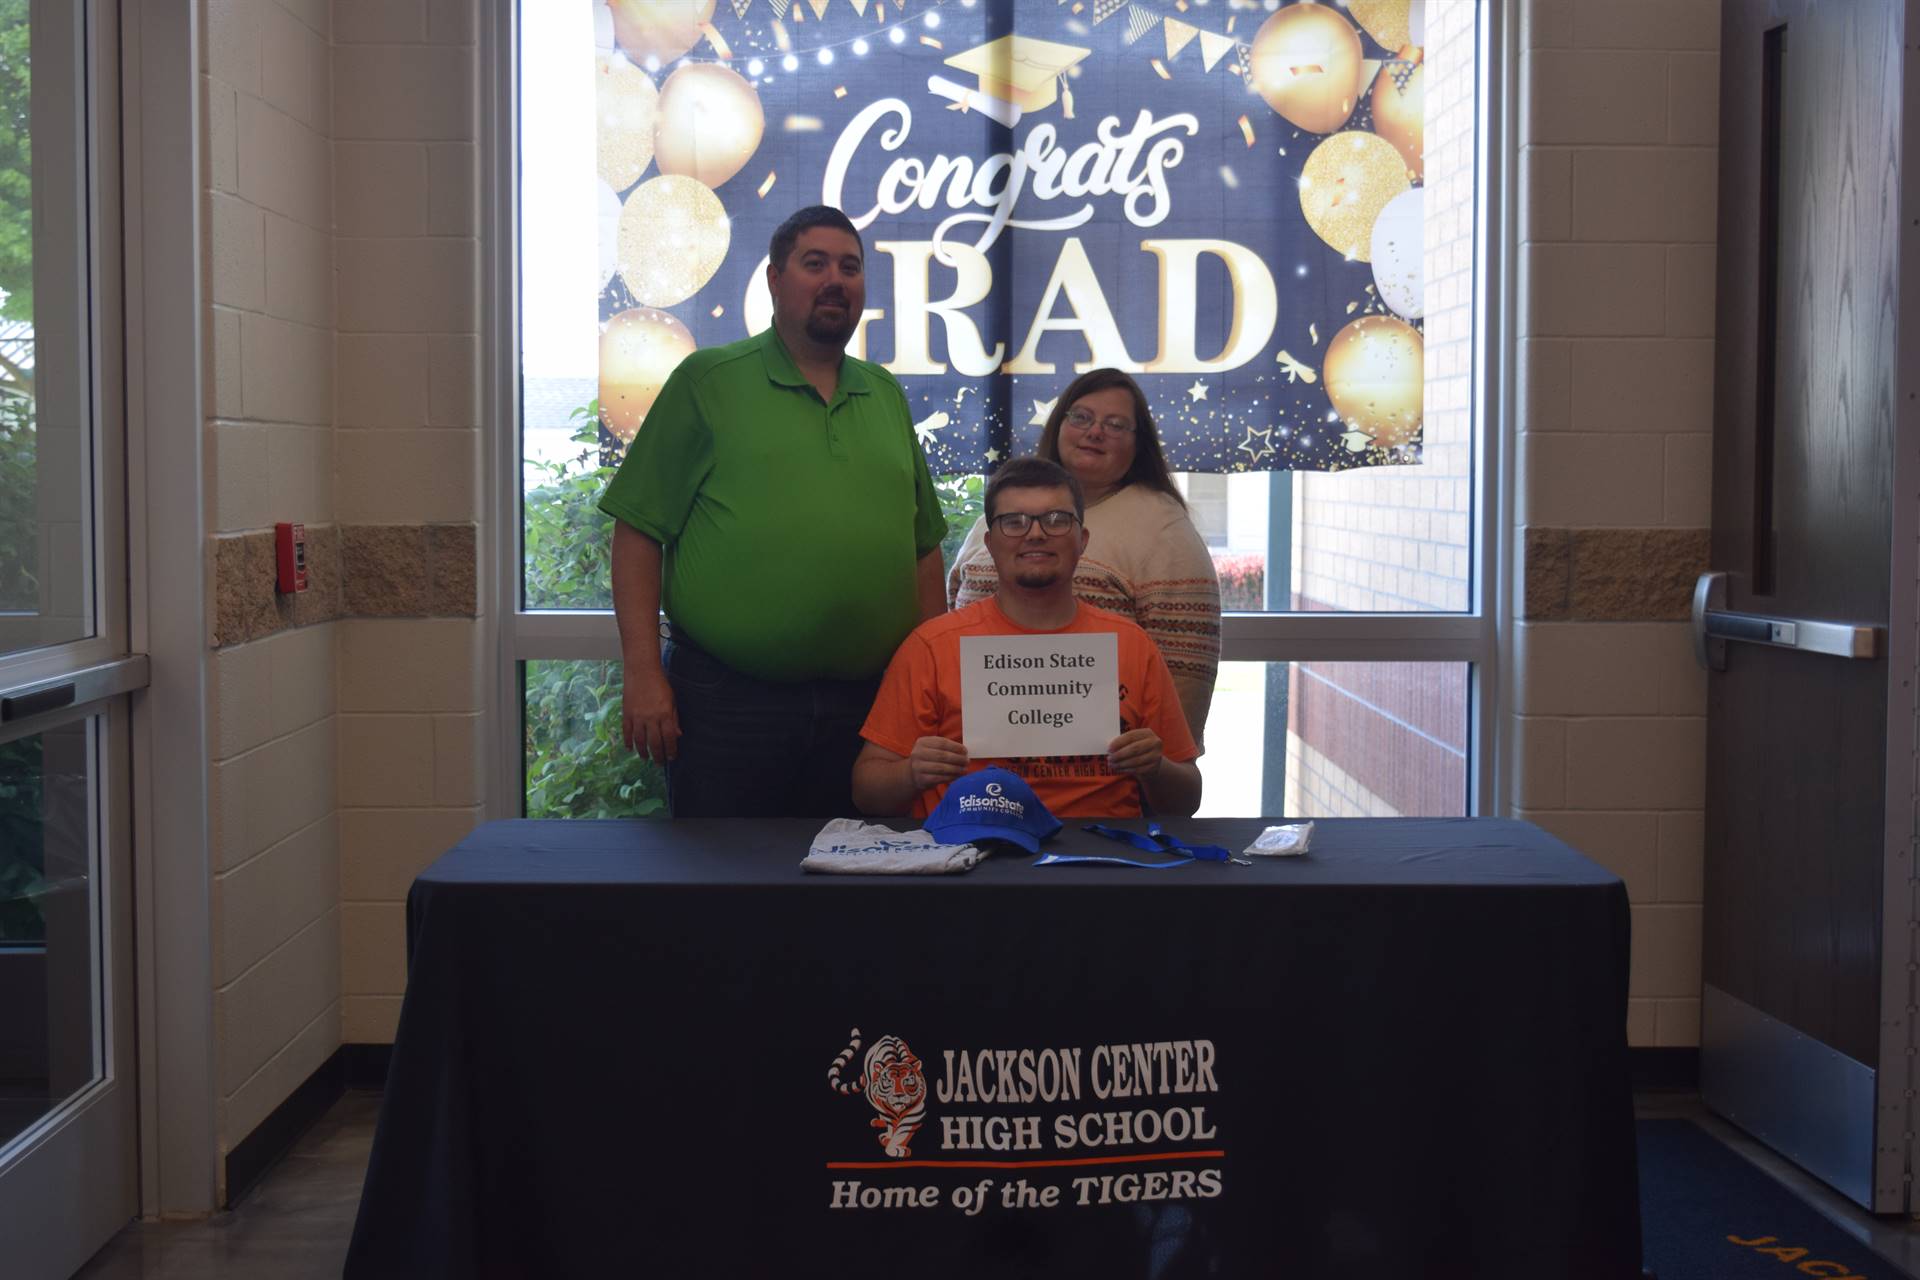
931, 34, 1091, 125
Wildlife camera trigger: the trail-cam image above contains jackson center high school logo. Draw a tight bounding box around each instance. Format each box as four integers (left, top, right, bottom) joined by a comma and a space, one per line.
823, 1028, 1227, 1217
827, 1028, 929, 1159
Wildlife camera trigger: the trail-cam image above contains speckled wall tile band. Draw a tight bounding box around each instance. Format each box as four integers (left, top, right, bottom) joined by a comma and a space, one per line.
213, 523, 476, 647
1523, 527, 1710, 622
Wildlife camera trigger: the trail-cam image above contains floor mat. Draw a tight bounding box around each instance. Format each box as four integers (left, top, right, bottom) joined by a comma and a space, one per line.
1639, 1118, 1899, 1280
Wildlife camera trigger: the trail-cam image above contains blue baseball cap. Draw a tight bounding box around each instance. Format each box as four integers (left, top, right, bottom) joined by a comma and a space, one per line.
924, 768, 1062, 854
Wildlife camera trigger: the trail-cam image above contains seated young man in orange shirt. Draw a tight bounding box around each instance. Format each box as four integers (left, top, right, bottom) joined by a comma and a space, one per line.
853, 456, 1202, 820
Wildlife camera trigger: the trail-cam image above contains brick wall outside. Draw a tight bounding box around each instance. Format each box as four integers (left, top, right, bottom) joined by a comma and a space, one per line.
1283, 0, 1476, 819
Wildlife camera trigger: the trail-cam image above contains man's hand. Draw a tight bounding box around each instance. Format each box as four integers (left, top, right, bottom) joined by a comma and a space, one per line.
909, 736, 969, 790
623, 662, 681, 763
612, 522, 678, 764
1106, 728, 1164, 779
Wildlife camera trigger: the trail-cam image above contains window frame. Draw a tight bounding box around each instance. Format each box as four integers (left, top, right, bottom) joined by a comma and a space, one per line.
484, 1, 1515, 820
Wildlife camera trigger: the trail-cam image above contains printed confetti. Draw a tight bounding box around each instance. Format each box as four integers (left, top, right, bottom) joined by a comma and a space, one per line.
1275, 351, 1318, 383
1124, 5, 1160, 45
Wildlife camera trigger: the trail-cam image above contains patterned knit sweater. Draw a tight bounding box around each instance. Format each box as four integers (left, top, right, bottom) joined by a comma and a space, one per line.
946, 483, 1223, 746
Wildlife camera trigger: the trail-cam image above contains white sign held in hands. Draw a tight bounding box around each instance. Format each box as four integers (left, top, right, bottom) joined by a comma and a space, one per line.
958, 633, 1118, 758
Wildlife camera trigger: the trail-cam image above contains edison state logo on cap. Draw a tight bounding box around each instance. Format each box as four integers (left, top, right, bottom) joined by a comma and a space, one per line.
924, 767, 1062, 854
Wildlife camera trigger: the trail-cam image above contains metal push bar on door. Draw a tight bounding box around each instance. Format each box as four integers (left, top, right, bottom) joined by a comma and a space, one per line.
1692, 572, 1881, 670
0, 656, 150, 726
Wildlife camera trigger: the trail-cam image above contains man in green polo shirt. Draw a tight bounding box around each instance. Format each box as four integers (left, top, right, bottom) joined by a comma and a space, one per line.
600, 205, 948, 817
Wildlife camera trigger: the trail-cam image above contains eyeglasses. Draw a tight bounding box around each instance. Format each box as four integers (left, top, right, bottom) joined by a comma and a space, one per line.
1063, 407, 1136, 435
988, 510, 1081, 538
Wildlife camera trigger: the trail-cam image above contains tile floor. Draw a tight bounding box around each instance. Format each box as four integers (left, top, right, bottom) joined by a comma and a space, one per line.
62, 1090, 1920, 1279
71, 1093, 376, 1280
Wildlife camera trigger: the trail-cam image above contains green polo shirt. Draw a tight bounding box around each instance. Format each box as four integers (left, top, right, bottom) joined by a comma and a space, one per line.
599, 327, 947, 682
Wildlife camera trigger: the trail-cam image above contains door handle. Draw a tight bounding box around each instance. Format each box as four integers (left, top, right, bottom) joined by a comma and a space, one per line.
0, 656, 151, 726
1691, 572, 1880, 670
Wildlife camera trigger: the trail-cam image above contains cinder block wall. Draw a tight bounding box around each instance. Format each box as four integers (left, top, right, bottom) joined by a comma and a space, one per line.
1514, 0, 1720, 1048
199, 0, 484, 1184
331, 0, 484, 1051
202, 0, 341, 1185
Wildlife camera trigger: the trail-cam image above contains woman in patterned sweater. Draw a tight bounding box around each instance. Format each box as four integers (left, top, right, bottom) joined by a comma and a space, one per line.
946, 368, 1224, 745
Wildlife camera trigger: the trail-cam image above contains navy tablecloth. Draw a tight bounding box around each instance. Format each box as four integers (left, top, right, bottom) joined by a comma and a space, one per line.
345, 817, 1642, 1279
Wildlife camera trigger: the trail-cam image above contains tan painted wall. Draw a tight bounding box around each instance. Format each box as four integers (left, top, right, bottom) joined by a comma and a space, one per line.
330, 0, 484, 1050
1514, 0, 1720, 1047
202, 0, 339, 1178
198, 0, 483, 1180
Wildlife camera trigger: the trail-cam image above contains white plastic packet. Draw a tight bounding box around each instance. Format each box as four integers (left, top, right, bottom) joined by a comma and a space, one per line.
1243, 821, 1314, 858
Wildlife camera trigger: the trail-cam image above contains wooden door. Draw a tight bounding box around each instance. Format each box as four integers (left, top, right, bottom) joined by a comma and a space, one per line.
1699, 0, 1916, 1213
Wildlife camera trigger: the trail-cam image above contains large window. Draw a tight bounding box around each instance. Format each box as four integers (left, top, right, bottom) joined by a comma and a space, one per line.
501, 0, 1496, 819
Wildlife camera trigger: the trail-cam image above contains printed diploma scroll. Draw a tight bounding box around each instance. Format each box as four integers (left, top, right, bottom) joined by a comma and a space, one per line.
959, 633, 1118, 758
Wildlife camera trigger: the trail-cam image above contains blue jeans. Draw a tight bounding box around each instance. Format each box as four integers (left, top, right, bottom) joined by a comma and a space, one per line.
662, 634, 883, 819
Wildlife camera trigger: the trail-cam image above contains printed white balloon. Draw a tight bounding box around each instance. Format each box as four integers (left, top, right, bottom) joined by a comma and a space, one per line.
593, 0, 614, 51
1369, 188, 1424, 320
597, 180, 622, 284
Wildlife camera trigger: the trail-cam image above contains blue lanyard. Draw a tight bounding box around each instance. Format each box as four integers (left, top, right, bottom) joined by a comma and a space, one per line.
1033, 823, 1246, 869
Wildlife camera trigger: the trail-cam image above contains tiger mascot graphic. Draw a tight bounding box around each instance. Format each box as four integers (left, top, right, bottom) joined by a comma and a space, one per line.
827, 1028, 927, 1159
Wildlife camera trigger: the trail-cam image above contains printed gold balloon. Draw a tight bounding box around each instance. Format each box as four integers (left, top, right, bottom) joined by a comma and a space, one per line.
610, 0, 715, 69
1323, 315, 1423, 447
1249, 3, 1365, 135
653, 62, 765, 190
599, 308, 695, 441
595, 54, 658, 191
1369, 187, 1424, 320
618, 174, 731, 307
1347, 0, 1413, 53
1372, 48, 1425, 181
597, 181, 622, 284
1298, 131, 1410, 261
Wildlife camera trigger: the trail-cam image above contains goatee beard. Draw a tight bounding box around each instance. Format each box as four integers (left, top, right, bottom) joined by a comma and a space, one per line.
1013, 569, 1060, 590
805, 308, 855, 346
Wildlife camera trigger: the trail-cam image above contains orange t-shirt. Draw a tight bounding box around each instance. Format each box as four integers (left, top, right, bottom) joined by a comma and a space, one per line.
860, 598, 1201, 819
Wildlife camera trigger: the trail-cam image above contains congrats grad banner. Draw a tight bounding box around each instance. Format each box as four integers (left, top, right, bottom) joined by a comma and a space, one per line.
590, 0, 1430, 475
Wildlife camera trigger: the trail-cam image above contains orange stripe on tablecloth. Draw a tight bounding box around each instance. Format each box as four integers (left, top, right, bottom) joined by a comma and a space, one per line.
826, 1149, 1226, 1171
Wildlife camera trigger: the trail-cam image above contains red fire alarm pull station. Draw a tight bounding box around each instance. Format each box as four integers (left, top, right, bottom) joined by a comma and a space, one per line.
275, 522, 309, 594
